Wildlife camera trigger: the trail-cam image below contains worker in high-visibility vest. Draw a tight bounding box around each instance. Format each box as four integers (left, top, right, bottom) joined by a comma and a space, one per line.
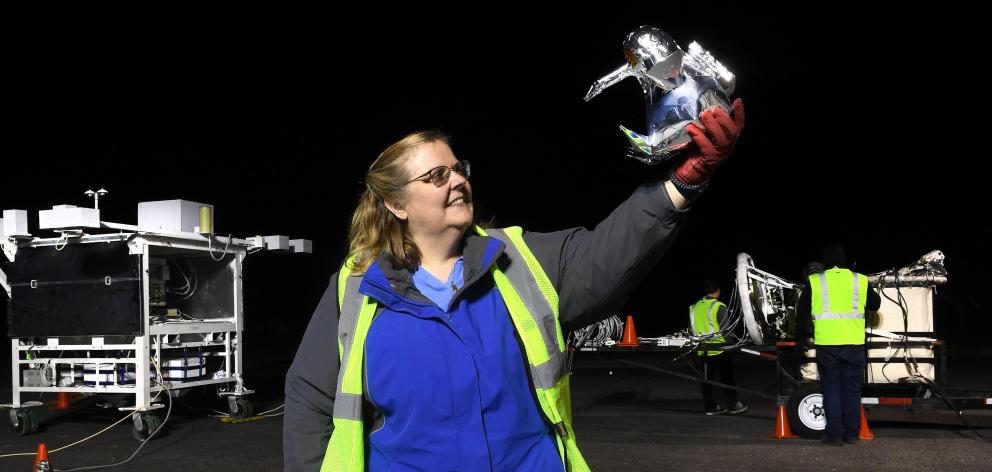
285, 102, 746, 471
689, 278, 748, 416
797, 245, 880, 445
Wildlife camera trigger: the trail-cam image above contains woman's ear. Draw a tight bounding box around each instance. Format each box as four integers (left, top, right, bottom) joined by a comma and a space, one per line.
384, 200, 408, 221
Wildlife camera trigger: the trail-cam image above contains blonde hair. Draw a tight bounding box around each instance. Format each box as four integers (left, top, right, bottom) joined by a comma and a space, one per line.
345, 130, 451, 274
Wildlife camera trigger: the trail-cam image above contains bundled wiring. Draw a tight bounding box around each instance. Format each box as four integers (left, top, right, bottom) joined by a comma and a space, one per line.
208, 234, 233, 262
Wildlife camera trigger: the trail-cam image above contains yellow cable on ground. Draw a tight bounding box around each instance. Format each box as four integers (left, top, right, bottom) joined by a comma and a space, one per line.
0, 412, 133, 460
219, 415, 267, 424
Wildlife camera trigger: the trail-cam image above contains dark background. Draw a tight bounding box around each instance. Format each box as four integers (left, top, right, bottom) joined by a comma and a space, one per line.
3, 9, 989, 379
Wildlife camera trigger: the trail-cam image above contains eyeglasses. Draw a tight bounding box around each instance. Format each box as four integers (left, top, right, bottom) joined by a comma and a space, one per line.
406, 160, 471, 187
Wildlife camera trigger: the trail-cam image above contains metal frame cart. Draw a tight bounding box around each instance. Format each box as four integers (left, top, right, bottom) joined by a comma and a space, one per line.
1, 197, 310, 439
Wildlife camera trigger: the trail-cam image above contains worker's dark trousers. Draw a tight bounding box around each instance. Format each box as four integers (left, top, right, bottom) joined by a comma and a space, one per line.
816, 345, 866, 440
700, 353, 737, 411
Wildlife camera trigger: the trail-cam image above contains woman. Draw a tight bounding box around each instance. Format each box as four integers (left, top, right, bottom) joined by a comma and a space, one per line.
285, 100, 744, 471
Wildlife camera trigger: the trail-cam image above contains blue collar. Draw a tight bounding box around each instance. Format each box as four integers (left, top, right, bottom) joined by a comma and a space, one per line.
357, 234, 506, 317
412, 257, 464, 311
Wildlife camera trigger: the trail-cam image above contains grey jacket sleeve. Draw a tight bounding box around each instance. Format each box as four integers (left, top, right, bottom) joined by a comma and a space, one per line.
866, 287, 881, 312
797, 287, 812, 345
523, 180, 689, 332
284, 272, 340, 472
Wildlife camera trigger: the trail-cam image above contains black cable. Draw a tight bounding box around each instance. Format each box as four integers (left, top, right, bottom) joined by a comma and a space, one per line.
875, 268, 907, 383
619, 359, 777, 401
919, 377, 991, 443
874, 270, 988, 443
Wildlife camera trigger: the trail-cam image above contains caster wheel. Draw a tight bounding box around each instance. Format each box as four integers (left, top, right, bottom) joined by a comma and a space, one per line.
10, 409, 39, 436
228, 397, 254, 420
131, 413, 162, 441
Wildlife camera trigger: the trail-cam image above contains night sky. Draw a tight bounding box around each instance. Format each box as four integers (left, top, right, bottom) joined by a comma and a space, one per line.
3, 10, 989, 368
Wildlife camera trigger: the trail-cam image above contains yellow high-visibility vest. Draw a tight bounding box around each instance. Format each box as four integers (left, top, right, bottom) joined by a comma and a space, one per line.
809, 268, 868, 346
690, 298, 726, 356
321, 226, 590, 472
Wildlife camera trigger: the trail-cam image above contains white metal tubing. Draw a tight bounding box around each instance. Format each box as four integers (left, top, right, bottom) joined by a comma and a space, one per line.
149, 321, 236, 335
150, 377, 236, 392
17, 344, 139, 351
136, 244, 151, 410
225, 334, 232, 378
17, 358, 137, 364
233, 253, 244, 387
868, 275, 948, 285
10, 340, 20, 406
19, 386, 141, 394
0, 265, 10, 297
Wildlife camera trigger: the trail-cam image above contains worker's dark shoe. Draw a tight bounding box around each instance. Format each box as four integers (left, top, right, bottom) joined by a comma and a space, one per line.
821, 438, 843, 446
704, 406, 727, 416
843, 437, 858, 444
728, 401, 749, 415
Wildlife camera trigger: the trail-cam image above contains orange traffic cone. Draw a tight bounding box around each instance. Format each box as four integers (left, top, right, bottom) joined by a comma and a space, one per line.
858, 406, 874, 440
616, 315, 639, 346
769, 403, 799, 439
34, 443, 51, 471
56, 392, 71, 410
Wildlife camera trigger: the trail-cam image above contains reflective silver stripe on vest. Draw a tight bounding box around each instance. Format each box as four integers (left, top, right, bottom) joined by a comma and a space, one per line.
819, 271, 861, 315
531, 361, 562, 391
707, 302, 718, 333
812, 312, 865, 320
486, 228, 564, 390
851, 273, 860, 312
819, 273, 830, 313
332, 273, 366, 419
691, 300, 719, 335
336, 274, 364, 388
334, 392, 364, 421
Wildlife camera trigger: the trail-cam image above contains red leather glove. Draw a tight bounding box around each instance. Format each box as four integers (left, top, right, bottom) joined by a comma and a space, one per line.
672, 98, 745, 187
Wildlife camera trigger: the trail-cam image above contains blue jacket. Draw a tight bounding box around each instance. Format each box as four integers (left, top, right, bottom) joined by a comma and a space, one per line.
285, 180, 688, 471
